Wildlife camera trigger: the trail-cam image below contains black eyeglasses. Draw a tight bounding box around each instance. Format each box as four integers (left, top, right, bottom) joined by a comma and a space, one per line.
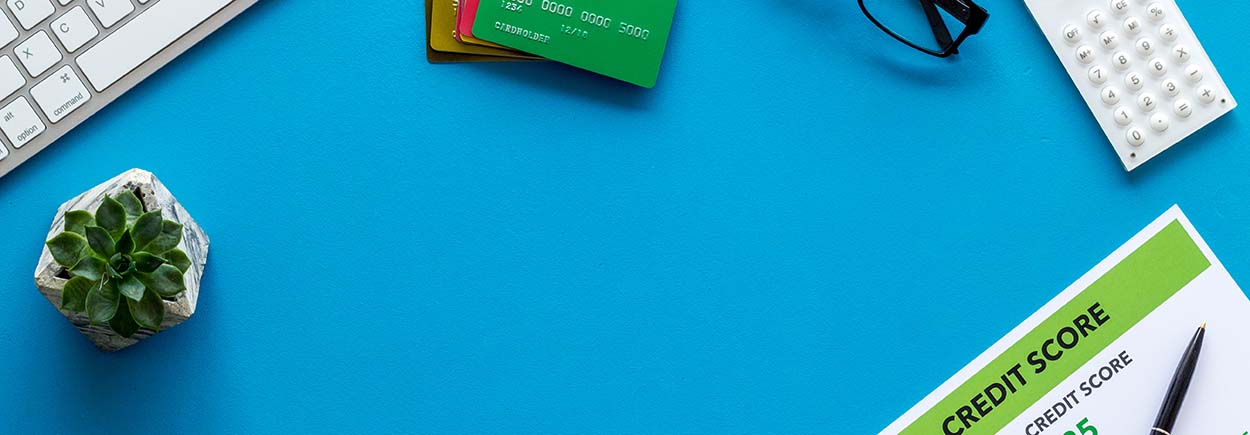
859, 0, 989, 58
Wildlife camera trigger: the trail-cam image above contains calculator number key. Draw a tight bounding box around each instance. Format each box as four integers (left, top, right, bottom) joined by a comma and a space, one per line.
1126, 127, 1146, 147
1113, 106, 1133, 126
1112, 52, 1132, 70
1138, 93, 1158, 111
1089, 66, 1109, 84
1124, 72, 1144, 91
1148, 58, 1167, 76
1101, 87, 1122, 105
1160, 78, 1180, 97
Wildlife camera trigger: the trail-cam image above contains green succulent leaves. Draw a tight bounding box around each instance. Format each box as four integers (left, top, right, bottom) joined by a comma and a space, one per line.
45, 193, 190, 338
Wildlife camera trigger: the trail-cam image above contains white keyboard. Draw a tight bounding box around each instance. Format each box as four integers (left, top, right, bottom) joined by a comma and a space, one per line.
0, 0, 256, 179
1024, 0, 1237, 171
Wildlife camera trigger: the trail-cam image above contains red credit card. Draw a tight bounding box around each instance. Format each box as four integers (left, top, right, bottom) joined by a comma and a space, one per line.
456, 0, 486, 40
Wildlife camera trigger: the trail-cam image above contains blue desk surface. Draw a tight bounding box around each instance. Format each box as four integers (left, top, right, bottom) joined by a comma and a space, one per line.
2, 1, 1249, 432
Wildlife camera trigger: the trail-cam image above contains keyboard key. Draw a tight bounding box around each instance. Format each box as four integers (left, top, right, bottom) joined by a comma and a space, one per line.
87, 0, 135, 28
0, 142, 8, 160
1135, 38, 1154, 55
7, 0, 53, 30
0, 11, 18, 46
0, 97, 45, 148
0, 55, 25, 99
15, 31, 61, 76
1173, 99, 1192, 117
31, 66, 91, 123
79, 0, 235, 92
52, 6, 98, 52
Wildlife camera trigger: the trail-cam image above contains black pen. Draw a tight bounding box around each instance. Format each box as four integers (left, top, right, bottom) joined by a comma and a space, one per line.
1149, 323, 1206, 435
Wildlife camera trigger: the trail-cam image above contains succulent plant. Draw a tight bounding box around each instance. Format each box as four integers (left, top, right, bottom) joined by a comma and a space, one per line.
44, 191, 189, 338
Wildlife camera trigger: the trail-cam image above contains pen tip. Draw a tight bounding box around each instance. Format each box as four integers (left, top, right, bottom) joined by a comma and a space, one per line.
1200, 322, 1207, 329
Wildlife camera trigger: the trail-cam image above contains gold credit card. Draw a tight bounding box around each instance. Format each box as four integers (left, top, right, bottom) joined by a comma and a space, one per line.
427, 0, 540, 62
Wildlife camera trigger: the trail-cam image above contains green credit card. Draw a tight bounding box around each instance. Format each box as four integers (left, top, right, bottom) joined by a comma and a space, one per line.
472, 0, 676, 88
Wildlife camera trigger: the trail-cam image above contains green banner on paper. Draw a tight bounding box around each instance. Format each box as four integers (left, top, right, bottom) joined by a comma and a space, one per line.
899, 220, 1210, 435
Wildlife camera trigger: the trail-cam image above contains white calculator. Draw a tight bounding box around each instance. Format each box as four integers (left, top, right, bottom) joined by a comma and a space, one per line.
1024, 0, 1237, 171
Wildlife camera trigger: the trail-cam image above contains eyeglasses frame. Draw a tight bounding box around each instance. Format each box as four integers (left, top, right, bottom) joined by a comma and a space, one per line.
859, 0, 990, 58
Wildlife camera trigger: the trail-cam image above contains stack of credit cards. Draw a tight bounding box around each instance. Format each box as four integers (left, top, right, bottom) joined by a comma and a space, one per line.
425, 0, 677, 88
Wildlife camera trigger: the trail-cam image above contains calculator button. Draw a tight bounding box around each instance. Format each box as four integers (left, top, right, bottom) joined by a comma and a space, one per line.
1174, 99, 1193, 117
1159, 24, 1178, 40
1135, 38, 1155, 55
1127, 127, 1146, 147
1089, 66, 1109, 84
1110, 0, 1130, 15
1123, 17, 1142, 34
1148, 58, 1167, 75
1100, 31, 1120, 49
1184, 65, 1203, 82
1112, 52, 1132, 70
1076, 46, 1097, 64
1113, 106, 1134, 125
1198, 86, 1217, 104
1124, 72, 1145, 90
1150, 113, 1169, 132
1063, 25, 1082, 43
1170, 45, 1191, 63
1138, 93, 1158, 111
1160, 78, 1180, 97
1087, 10, 1107, 28
1146, 3, 1165, 20
1101, 87, 1122, 105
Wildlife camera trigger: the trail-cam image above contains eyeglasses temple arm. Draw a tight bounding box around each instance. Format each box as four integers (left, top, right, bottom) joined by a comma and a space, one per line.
919, 0, 957, 53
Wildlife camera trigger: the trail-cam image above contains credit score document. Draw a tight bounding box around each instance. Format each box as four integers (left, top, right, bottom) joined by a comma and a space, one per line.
881, 206, 1250, 435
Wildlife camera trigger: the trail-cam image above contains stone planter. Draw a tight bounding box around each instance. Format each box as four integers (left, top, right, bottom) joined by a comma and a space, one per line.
33, 169, 209, 352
